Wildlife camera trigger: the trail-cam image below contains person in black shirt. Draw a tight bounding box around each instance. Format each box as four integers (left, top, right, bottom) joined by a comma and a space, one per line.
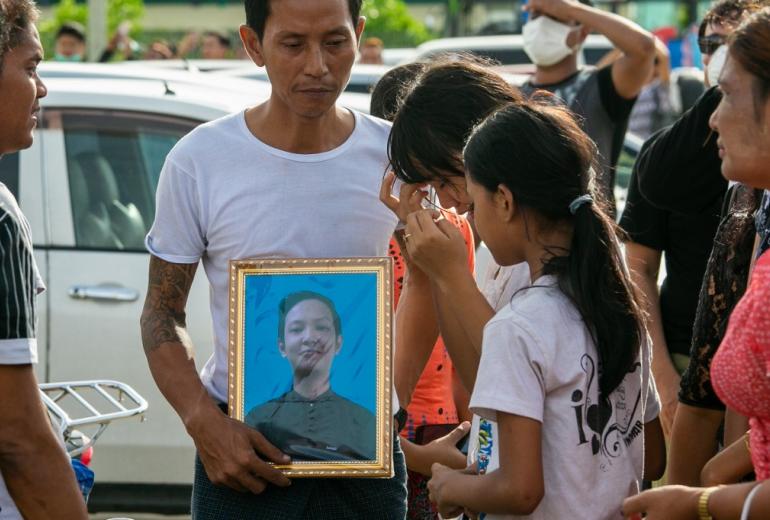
620, 167, 721, 438
631, 0, 764, 487
636, 86, 725, 215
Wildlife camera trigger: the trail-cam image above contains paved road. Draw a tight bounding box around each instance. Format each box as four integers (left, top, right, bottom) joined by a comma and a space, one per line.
90, 514, 189, 519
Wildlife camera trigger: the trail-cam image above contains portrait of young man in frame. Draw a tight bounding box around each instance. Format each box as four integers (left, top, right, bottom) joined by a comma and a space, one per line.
228, 257, 393, 478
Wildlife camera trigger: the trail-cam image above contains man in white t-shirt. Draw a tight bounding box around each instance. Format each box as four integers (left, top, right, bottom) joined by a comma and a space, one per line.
140, 0, 405, 518
0, 1, 88, 518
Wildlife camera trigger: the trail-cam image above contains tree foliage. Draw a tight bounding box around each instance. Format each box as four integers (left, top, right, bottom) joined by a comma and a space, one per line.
39, 0, 144, 52
362, 0, 435, 47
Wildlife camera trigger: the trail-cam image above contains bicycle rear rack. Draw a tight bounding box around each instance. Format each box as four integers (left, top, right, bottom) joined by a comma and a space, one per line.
39, 380, 148, 457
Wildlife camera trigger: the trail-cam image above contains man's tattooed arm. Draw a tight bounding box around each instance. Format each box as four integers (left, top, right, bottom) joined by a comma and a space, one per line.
140, 256, 197, 355
139, 258, 291, 492
140, 256, 220, 433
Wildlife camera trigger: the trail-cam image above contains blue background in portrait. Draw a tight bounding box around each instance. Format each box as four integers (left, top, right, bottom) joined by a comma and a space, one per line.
242, 273, 378, 417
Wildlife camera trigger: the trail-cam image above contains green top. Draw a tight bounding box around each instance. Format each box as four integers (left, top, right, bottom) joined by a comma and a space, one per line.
245, 389, 376, 461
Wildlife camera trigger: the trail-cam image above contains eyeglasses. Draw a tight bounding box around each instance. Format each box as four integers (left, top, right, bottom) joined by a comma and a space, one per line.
698, 34, 726, 56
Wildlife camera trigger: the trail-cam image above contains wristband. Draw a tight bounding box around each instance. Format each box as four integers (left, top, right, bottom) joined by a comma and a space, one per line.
698, 487, 718, 520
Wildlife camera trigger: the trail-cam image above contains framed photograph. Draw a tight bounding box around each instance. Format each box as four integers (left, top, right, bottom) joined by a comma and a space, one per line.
228, 257, 393, 478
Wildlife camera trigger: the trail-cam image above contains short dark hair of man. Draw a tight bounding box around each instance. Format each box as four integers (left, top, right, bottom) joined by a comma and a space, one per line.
698, 0, 761, 38
0, 0, 38, 71
204, 30, 231, 49
370, 61, 425, 121
55, 21, 86, 42
277, 291, 342, 343
244, 0, 363, 41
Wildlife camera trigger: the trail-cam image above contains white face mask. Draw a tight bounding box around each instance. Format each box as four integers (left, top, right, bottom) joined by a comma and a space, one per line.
522, 16, 580, 67
706, 44, 728, 87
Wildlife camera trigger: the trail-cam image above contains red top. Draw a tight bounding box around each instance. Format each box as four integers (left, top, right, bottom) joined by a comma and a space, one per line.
390, 212, 475, 439
712, 250, 770, 480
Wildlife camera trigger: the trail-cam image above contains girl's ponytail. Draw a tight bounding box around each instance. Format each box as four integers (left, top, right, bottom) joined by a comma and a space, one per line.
566, 193, 643, 395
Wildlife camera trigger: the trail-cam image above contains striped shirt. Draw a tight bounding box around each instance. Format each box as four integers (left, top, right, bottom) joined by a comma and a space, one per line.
0, 183, 42, 365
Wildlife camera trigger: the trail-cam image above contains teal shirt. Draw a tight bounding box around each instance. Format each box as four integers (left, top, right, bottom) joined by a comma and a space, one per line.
245, 389, 375, 461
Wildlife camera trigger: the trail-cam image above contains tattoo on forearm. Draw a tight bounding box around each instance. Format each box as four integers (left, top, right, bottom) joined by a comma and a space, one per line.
140, 257, 197, 354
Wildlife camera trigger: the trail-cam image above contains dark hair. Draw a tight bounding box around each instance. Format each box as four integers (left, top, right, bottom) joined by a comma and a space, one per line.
370, 61, 425, 121
698, 17, 708, 39
388, 55, 523, 184
729, 6, 770, 118
204, 30, 231, 49
0, 0, 38, 71
55, 21, 85, 42
699, 0, 760, 38
463, 102, 644, 396
245, 0, 362, 41
278, 291, 342, 343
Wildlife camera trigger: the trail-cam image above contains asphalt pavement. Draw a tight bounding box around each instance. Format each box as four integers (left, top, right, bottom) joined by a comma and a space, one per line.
90, 515, 189, 519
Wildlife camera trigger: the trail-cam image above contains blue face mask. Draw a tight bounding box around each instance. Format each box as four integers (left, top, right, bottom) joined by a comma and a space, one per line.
54, 53, 83, 62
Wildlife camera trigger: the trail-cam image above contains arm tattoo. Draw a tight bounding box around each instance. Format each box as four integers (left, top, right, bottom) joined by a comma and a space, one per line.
140, 256, 197, 355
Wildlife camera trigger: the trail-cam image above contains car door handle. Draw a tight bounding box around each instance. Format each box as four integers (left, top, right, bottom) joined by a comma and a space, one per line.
68, 284, 139, 302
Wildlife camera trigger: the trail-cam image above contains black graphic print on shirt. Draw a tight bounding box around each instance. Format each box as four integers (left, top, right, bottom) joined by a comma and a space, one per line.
571, 354, 643, 469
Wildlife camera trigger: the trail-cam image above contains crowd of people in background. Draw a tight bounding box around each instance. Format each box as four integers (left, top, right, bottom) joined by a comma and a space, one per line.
2, 0, 770, 518
50, 19, 241, 61
49, 18, 390, 63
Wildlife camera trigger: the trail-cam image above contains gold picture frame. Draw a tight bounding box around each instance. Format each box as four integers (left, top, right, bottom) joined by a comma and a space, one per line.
228, 257, 393, 478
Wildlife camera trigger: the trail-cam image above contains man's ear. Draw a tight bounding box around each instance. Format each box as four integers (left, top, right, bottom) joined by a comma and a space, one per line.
496, 183, 516, 222
335, 335, 343, 354
239, 24, 265, 67
278, 339, 287, 357
567, 24, 589, 49
355, 16, 366, 43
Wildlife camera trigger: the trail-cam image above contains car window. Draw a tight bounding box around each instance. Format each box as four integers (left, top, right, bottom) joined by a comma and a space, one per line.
61, 110, 199, 251
0, 152, 20, 198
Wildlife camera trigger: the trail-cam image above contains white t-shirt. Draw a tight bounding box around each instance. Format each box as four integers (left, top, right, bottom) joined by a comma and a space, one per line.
469, 274, 659, 520
146, 109, 399, 405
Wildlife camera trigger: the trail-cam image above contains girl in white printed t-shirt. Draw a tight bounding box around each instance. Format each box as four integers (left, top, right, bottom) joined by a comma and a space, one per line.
426, 101, 665, 520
